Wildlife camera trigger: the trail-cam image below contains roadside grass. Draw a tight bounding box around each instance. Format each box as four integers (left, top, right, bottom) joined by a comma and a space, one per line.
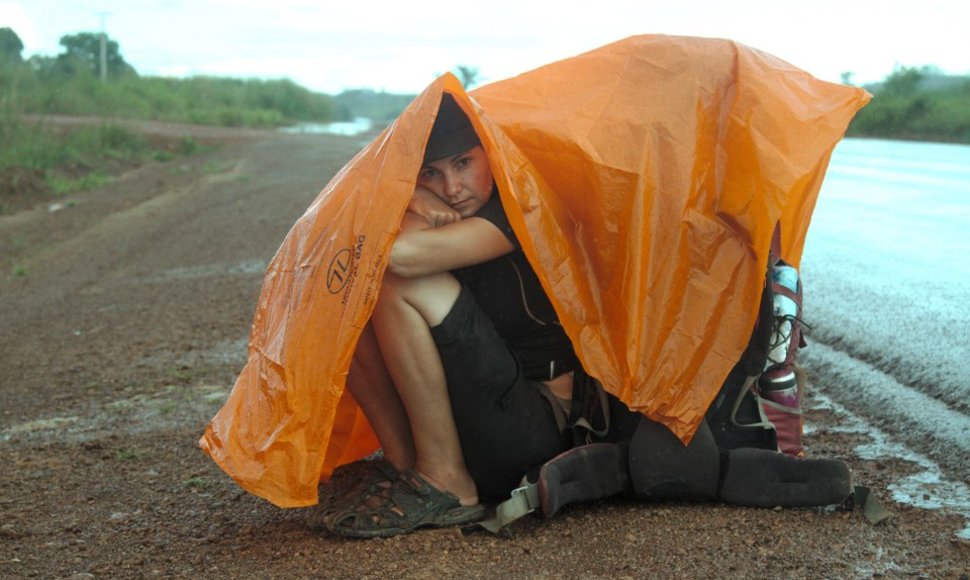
0, 114, 206, 214
48, 171, 110, 195
183, 476, 214, 490
116, 447, 142, 461
202, 159, 236, 174
1, 117, 146, 169
154, 137, 201, 162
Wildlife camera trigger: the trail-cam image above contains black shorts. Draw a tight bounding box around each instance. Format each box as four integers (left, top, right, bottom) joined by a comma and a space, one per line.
431, 285, 569, 500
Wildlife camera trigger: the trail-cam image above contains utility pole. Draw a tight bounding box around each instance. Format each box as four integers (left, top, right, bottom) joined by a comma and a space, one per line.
97, 11, 109, 82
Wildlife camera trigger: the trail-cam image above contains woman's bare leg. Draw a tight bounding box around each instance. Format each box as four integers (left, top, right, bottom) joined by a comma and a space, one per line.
345, 322, 415, 471
371, 270, 478, 506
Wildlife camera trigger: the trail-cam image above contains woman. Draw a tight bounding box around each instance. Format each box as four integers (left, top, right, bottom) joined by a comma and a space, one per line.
314, 94, 636, 538
208, 37, 868, 538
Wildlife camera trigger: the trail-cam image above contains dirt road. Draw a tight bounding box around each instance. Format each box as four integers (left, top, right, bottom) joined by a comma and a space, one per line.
1, 122, 967, 579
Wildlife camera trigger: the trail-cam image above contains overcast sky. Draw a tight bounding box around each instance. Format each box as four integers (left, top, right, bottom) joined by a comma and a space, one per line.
2, 0, 967, 94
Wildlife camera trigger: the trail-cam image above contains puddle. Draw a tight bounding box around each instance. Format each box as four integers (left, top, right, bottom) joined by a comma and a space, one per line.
3, 416, 79, 435
0, 384, 230, 443
138, 259, 267, 284
801, 343, 970, 458
175, 338, 248, 367
132, 338, 247, 376
280, 117, 373, 136
807, 391, 970, 539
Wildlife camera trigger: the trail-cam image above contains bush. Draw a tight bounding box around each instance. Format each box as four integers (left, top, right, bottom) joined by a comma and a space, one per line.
3, 59, 334, 128
0, 117, 180, 205
848, 67, 970, 143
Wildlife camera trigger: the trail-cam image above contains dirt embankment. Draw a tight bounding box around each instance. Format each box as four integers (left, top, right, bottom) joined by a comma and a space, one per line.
0, 119, 967, 579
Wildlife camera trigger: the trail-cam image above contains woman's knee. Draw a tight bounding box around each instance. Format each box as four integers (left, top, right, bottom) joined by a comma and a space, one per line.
377, 271, 461, 326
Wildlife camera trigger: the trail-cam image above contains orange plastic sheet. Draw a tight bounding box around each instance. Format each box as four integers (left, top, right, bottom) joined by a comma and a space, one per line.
200, 35, 871, 507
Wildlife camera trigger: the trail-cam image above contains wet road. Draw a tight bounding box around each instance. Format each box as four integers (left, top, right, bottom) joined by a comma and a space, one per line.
799, 137, 970, 535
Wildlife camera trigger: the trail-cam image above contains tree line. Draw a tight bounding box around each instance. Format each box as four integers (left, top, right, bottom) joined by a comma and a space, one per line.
2, 26, 968, 142
847, 66, 970, 143
0, 27, 336, 127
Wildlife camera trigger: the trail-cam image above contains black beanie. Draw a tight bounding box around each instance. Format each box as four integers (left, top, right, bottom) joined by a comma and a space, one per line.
423, 94, 481, 164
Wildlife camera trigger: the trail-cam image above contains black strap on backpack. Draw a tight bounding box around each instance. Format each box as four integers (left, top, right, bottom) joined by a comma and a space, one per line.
739, 223, 783, 376
705, 223, 783, 451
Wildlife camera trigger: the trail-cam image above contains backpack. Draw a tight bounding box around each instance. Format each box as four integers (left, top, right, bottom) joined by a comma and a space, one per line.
706, 226, 807, 457
474, 228, 883, 535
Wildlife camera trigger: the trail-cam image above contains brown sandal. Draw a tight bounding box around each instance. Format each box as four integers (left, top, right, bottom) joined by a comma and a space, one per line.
307, 457, 399, 531
323, 469, 484, 538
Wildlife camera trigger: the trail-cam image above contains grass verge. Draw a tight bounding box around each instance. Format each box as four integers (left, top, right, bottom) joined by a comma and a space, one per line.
0, 115, 204, 214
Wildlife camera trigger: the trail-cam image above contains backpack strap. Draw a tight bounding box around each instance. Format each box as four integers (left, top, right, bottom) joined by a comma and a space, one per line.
530, 381, 569, 434
852, 485, 894, 525
466, 442, 630, 535
531, 370, 611, 445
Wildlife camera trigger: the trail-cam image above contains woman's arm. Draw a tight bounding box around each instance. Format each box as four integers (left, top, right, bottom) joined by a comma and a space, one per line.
388, 211, 515, 278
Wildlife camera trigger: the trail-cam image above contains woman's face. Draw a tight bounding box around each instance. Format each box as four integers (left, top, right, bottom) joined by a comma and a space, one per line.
417, 145, 494, 217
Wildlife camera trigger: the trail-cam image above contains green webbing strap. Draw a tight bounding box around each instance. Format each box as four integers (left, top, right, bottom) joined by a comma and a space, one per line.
853, 485, 893, 525
470, 482, 542, 535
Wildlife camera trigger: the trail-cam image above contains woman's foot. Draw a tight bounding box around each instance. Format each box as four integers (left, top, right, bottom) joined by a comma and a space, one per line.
307, 457, 399, 531
322, 469, 484, 538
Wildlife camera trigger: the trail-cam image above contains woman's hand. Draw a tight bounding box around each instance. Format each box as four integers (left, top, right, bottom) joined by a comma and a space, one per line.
408, 186, 462, 227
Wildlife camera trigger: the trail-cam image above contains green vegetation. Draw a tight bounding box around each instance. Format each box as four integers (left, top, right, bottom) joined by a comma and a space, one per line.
2, 25, 333, 212
0, 113, 200, 213
116, 447, 142, 461
1, 118, 155, 170
0, 28, 335, 127
453, 65, 480, 89
847, 66, 970, 143
333, 89, 415, 123
182, 476, 213, 490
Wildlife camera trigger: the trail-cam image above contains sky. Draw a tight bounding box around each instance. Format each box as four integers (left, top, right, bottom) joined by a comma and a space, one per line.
1, 0, 968, 95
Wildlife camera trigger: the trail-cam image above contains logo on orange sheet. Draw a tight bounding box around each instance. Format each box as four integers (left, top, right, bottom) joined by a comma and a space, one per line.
326, 249, 352, 294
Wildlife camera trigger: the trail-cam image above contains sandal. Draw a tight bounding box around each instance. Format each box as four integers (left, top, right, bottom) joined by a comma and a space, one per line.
323, 469, 485, 538
307, 457, 399, 531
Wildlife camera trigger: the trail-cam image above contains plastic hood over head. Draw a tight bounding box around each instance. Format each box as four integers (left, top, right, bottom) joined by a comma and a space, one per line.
200, 35, 871, 507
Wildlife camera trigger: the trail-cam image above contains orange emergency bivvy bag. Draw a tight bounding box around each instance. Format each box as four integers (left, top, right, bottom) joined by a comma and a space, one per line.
200, 35, 871, 507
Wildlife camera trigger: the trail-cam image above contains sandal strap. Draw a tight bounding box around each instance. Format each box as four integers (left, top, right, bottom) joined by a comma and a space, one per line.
363, 470, 462, 525
308, 458, 399, 531
324, 469, 484, 538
